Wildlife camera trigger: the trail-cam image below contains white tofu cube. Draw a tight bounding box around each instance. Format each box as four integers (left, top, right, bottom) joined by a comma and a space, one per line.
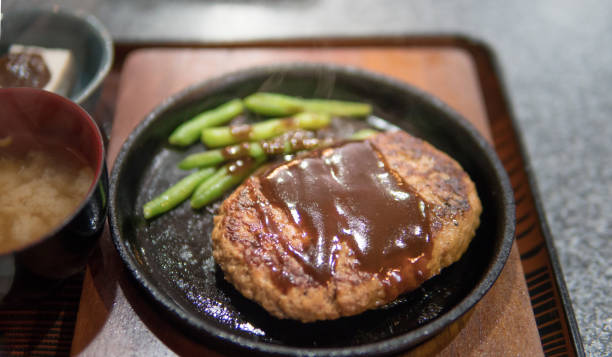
9, 44, 75, 96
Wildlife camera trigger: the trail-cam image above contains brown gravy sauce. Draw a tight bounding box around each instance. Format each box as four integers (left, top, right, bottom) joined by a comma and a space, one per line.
221, 143, 251, 159
221, 130, 328, 158
229, 124, 252, 141
227, 157, 256, 175
256, 140, 433, 293
0, 52, 51, 89
260, 130, 320, 155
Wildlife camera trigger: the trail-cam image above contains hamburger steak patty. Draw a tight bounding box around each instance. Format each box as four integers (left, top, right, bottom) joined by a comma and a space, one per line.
211, 130, 482, 322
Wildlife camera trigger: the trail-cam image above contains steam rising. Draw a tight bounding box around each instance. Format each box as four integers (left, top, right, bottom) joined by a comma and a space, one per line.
256, 67, 338, 99
253, 67, 401, 133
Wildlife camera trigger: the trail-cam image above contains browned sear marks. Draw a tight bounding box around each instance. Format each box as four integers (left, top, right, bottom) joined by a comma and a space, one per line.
212, 130, 481, 322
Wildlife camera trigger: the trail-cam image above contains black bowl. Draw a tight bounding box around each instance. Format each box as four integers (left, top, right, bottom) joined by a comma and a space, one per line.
0, 88, 108, 301
109, 63, 514, 356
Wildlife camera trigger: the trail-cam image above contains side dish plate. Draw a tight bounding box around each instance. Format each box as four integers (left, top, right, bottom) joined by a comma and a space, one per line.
109, 63, 514, 356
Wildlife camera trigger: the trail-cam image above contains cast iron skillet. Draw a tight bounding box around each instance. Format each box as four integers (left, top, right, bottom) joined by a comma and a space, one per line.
109, 63, 515, 356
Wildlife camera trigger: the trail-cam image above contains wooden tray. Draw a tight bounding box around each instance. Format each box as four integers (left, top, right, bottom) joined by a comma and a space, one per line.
77, 44, 543, 356
0, 37, 583, 356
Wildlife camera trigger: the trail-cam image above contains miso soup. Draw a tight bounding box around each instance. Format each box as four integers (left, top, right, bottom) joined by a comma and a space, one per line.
0, 144, 93, 253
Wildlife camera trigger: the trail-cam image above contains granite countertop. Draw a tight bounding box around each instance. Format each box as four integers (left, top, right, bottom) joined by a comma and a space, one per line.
5, 0, 610, 355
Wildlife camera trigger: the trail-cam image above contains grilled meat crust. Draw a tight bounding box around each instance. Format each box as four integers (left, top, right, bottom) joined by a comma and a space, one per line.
211, 130, 482, 322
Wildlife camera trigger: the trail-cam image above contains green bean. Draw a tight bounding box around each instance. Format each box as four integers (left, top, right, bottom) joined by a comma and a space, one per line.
178, 143, 265, 170
178, 150, 226, 170
244, 92, 372, 117
143, 167, 216, 219
349, 128, 380, 140
301, 99, 372, 117
191, 157, 265, 209
243, 92, 303, 116
183, 128, 379, 170
188, 166, 229, 202
201, 112, 330, 148
168, 99, 244, 147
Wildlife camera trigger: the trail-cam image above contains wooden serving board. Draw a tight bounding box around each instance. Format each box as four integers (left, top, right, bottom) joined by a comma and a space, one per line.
71, 47, 544, 356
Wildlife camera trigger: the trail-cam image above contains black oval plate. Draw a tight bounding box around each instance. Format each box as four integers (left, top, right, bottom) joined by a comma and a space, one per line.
109, 63, 515, 356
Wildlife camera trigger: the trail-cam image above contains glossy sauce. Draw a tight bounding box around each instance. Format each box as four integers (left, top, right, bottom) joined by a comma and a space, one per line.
229, 124, 252, 141
0, 53, 51, 88
227, 157, 256, 175
221, 142, 251, 159
257, 140, 433, 293
221, 130, 329, 158
260, 130, 320, 155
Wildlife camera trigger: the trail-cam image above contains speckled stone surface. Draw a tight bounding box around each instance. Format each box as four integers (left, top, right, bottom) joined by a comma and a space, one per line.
4, 0, 610, 355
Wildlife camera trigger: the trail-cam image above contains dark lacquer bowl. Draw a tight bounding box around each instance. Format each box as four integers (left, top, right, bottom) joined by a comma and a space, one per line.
0, 88, 108, 302
109, 63, 514, 356
0, 8, 113, 112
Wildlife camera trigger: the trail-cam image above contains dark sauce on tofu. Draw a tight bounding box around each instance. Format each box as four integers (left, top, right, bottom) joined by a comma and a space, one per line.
257, 140, 433, 294
0, 52, 50, 89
